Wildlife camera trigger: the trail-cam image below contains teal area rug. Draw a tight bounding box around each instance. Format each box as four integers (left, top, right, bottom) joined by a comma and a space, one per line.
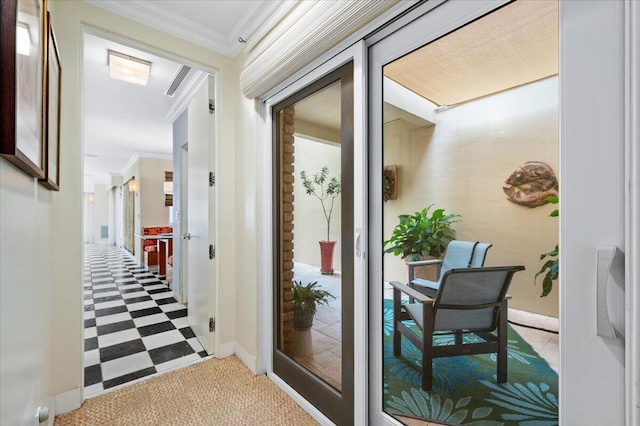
383, 299, 558, 425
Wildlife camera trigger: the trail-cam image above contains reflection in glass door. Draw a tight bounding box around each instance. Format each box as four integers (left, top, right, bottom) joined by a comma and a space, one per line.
273, 62, 353, 425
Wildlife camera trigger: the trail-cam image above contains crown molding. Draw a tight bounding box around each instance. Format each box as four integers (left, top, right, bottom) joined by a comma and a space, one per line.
84, 0, 283, 58
121, 152, 173, 176
164, 70, 208, 123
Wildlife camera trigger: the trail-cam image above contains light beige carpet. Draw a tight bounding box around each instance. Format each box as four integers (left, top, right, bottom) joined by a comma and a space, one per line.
55, 356, 319, 426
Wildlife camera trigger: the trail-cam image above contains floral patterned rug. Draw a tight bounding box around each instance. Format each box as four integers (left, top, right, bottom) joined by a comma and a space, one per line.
383, 300, 559, 425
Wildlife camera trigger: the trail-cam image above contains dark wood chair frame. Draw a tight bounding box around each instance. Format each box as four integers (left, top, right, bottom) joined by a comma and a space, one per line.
390, 265, 525, 391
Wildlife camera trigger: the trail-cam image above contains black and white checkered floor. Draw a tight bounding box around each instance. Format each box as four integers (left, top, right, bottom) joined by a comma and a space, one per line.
84, 245, 208, 397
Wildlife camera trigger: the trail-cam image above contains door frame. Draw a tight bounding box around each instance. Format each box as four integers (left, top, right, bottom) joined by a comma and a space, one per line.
79, 25, 222, 400
258, 43, 367, 425
367, 0, 640, 424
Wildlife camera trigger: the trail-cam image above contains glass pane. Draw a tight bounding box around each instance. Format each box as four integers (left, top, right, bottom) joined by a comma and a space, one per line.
276, 81, 343, 391
381, 1, 559, 424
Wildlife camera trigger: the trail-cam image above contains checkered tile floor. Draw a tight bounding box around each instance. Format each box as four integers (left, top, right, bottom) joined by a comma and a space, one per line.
84, 245, 207, 397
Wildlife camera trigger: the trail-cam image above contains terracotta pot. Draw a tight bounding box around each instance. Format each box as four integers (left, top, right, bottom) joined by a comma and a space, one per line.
319, 240, 336, 275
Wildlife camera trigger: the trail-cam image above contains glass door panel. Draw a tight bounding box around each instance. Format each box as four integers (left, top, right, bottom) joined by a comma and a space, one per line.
372, 1, 560, 424
273, 62, 353, 425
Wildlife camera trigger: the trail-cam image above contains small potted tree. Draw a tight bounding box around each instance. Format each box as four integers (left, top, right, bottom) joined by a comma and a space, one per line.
292, 281, 335, 331
300, 166, 341, 274
383, 205, 460, 280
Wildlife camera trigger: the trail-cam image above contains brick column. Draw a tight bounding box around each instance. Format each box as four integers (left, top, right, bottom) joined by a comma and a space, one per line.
280, 106, 296, 354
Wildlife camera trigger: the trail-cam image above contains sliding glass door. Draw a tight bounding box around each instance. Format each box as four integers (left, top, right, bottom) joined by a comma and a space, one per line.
272, 62, 354, 425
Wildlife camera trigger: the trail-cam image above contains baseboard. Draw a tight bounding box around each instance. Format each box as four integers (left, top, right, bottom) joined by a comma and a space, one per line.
234, 341, 258, 374
174, 290, 185, 304
216, 340, 235, 358
55, 387, 82, 415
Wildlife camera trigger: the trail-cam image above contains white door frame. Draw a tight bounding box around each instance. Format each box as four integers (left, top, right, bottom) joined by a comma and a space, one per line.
79, 25, 222, 400
625, 2, 640, 423
367, 0, 639, 424
257, 43, 367, 425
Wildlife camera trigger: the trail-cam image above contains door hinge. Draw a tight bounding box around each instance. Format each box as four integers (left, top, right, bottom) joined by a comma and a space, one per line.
209, 317, 215, 332
209, 245, 215, 259
209, 172, 215, 186
209, 99, 215, 114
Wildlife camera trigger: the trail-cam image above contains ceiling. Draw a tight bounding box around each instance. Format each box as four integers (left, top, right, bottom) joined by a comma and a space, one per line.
83, 1, 274, 188
384, 0, 558, 107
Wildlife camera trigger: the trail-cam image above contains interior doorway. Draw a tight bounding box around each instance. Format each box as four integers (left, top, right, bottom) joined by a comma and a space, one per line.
81, 28, 216, 398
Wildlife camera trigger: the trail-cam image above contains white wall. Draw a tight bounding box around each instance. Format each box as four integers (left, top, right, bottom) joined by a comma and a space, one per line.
48, 0, 240, 412
383, 77, 559, 317
293, 136, 342, 271
233, 53, 258, 370
92, 184, 109, 245
83, 193, 94, 244
0, 160, 56, 425
172, 111, 188, 301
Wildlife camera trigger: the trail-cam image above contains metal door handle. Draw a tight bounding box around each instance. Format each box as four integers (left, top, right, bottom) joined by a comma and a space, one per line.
182, 233, 191, 240
596, 245, 624, 339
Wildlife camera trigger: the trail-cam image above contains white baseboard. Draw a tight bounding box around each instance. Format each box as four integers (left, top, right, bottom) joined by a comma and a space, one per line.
55, 387, 82, 415
216, 340, 235, 358
174, 290, 185, 304
234, 341, 258, 374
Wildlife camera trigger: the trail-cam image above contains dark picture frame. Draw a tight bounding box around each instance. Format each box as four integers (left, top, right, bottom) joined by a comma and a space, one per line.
0, 0, 47, 178
40, 11, 60, 190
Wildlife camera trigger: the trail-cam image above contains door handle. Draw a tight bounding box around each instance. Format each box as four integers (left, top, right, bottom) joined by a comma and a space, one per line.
355, 227, 362, 257
181, 233, 191, 240
596, 245, 624, 339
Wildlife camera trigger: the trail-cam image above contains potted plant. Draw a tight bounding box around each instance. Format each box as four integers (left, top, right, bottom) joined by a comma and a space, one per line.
535, 196, 559, 297
300, 166, 341, 274
292, 281, 335, 330
383, 205, 460, 280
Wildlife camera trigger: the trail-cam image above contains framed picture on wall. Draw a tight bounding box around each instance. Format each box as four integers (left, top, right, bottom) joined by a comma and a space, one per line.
40, 12, 61, 190
0, 0, 48, 179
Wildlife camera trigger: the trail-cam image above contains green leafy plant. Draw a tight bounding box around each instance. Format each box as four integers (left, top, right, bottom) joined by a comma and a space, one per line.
300, 166, 341, 241
535, 196, 559, 297
292, 281, 335, 314
383, 205, 460, 260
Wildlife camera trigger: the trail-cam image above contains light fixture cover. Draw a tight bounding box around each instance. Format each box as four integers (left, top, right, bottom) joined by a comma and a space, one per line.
108, 50, 151, 86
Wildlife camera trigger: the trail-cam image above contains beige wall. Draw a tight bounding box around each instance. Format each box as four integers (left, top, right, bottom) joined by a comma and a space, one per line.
0, 161, 56, 425
139, 158, 172, 229
92, 184, 110, 244
383, 77, 559, 317
232, 53, 258, 366
293, 136, 342, 271
49, 0, 241, 408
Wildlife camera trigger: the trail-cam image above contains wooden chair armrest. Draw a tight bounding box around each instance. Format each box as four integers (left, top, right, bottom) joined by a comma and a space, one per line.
389, 281, 434, 304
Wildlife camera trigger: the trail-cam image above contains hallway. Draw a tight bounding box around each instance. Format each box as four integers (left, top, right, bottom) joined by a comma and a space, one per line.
83, 245, 207, 397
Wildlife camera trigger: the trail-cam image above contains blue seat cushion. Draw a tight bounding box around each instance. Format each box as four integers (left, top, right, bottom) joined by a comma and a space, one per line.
412, 278, 440, 291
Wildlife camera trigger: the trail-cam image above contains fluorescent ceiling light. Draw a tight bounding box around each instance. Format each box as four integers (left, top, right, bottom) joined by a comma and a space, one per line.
108, 50, 151, 86
17, 23, 30, 56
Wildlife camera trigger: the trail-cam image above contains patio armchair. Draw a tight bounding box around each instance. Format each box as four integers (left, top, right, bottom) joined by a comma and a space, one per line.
408, 240, 492, 298
390, 265, 525, 390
